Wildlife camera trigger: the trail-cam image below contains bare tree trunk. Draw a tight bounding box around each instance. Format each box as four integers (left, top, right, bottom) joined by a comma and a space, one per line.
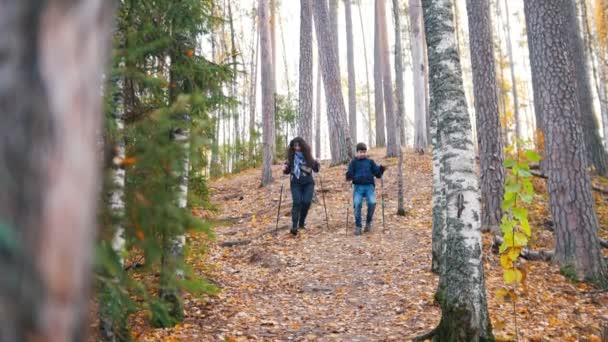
393, 0, 406, 216
329, 0, 341, 77
228, 1, 240, 162
421, 0, 494, 338
0, 1, 112, 341
299, 0, 314, 143
566, 0, 608, 176
582, 0, 608, 148
345, 0, 357, 143
465, 0, 505, 234
316, 60, 322, 159
271, 0, 277, 97
249, 5, 259, 160
358, 2, 374, 147
524, 0, 607, 283
260, 0, 275, 185
374, 3, 386, 147
504, 0, 522, 144
410, 0, 428, 154
377, 0, 400, 157
313, 0, 353, 164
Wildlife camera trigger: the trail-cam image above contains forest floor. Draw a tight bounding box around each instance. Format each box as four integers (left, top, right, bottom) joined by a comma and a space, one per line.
135, 149, 608, 341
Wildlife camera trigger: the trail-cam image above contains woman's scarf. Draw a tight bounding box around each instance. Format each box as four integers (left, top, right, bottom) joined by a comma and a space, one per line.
294, 152, 304, 179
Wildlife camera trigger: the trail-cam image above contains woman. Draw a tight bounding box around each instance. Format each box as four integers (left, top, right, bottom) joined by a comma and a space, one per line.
282, 137, 320, 236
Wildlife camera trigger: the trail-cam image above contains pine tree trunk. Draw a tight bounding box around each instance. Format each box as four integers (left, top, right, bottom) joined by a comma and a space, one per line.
298, 0, 314, 143
374, 3, 386, 147
565, 0, 608, 176
503, 0, 522, 144
249, 13, 259, 161
377, 0, 400, 157
581, 0, 608, 148
524, 0, 608, 284
316, 60, 322, 159
410, 0, 429, 154
260, 0, 275, 185
313, 0, 353, 165
465, 0, 505, 234
0, 1, 112, 340
228, 2, 240, 160
393, 0, 406, 216
358, 2, 374, 147
345, 0, 357, 143
329, 0, 341, 77
421, 0, 494, 338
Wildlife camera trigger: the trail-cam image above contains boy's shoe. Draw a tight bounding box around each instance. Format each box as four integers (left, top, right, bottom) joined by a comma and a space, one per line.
355, 226, 362, 236
299, 225, 306, 230
364, 223, 372, 233
290, 228, 298, 236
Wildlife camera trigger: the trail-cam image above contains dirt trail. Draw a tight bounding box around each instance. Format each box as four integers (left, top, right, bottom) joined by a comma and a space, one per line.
138, 150, 608, 341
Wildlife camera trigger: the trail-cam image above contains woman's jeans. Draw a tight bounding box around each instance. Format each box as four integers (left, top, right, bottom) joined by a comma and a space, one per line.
291, 181, 314, 230
353, 184, 376, 231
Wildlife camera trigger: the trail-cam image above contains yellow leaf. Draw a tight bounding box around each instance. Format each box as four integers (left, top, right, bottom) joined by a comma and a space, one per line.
507, 247, 522, 261
500, 254, 513, 268
504, 268, 523, 284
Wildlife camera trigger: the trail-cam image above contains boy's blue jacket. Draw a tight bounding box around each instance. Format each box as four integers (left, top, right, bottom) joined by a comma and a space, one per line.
345, 157, 385, 186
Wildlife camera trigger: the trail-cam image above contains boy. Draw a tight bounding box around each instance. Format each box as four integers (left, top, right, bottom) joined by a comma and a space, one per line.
345, 143, 386, 235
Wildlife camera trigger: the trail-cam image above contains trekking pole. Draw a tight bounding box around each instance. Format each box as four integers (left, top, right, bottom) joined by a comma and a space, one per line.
274, 177, 285, 236
345, 184, 350, 236
318, 174, 330, 231
381, 177, 386, 233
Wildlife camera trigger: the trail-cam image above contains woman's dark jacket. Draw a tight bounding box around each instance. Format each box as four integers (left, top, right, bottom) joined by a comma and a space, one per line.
283, 157, 320, 184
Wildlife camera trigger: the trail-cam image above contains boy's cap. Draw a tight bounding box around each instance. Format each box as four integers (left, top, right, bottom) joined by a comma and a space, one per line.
356, 143, 367, 151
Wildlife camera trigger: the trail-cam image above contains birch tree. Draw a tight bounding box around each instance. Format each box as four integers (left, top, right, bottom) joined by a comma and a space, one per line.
419, 0, 494, 338
393, 0, 406, 216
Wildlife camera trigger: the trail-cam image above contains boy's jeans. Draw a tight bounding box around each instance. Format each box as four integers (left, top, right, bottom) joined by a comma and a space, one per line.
353, 184, 376, 231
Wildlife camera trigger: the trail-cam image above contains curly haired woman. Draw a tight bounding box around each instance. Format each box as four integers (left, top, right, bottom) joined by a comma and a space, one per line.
282, 137, 320, 236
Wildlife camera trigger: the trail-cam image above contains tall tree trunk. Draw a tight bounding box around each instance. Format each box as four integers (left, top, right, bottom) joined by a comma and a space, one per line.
566, 0, 608, 176
421, 0, 494, 339
410, 0, 429, 154
298, 0, 314, 143
503, 0, 522, 144
100, 61, 129, 342
524, 0, 608, 283
393, 0, 406, 216
374, 3, 386, 147
316, 59, 322, 159
345, 0, 357, 143
0, 1, 112, 340
271, 0, 277, 98
228, 1, 240, 162
249, 6, 259, 161
466, 0, 505, 234
260, 0, 275, 185
582, 0, 608, 148
313, 0, 353, 165
329, 0, 341, 77
377, 0, 400, 157
358, 2, 374, 147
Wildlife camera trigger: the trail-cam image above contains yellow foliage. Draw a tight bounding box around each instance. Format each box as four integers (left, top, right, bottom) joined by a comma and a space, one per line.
596, 0, 608, 51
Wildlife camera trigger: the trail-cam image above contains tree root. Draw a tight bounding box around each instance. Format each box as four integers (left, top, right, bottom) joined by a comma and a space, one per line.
219, 225, 290, 247
412, 327, 437, 341
493, 236, 554, 261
